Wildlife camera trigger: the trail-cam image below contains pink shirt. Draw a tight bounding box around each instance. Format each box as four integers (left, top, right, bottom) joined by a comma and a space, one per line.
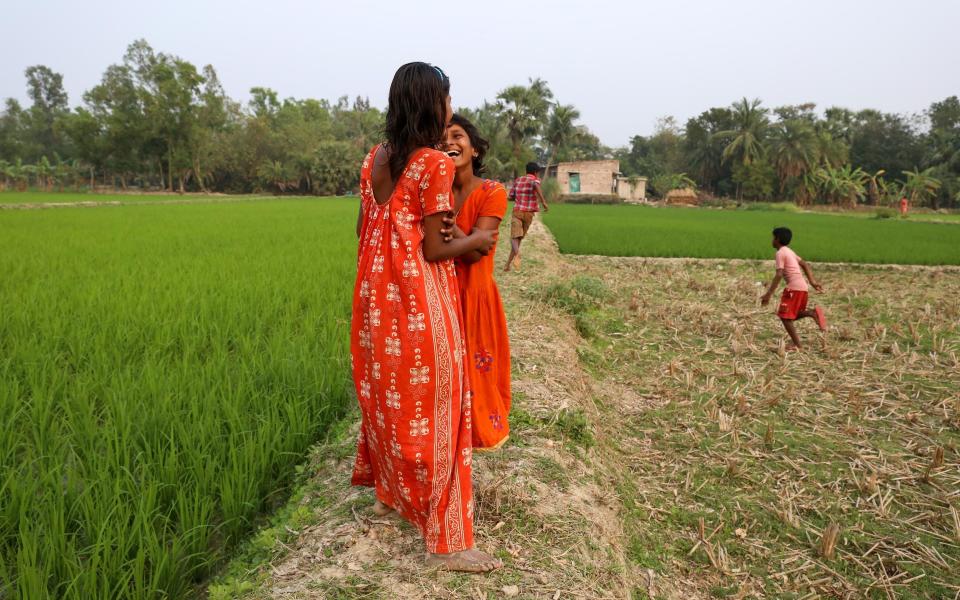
775, 246, 808, 292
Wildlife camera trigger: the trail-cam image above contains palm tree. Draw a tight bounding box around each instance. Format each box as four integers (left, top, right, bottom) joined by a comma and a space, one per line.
901, 168, 942, 208
769, 119, 817, 199
685, 134, 727, 193
793, 171, 819, 207
496, 79, 553, 176
718, 98, 769, 167
257, 160, 292, 194
814, 129, 848, 168
543, 103, 580, 172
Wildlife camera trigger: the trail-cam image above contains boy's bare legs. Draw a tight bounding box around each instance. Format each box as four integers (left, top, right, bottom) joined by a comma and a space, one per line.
504, 237, 521, 272
781, 309, 821, 349
780, 318, 803, 349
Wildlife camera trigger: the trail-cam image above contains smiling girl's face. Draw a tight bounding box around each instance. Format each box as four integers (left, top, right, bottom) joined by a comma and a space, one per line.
444, 124, 474, 171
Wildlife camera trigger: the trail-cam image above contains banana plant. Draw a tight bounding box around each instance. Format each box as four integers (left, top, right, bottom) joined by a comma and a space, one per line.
865, 169, 886, 206
901, 168, 942, 207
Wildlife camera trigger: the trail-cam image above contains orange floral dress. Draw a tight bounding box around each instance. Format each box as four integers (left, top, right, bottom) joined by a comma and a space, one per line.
455, 180, 511, 450
350, 145, 474, 554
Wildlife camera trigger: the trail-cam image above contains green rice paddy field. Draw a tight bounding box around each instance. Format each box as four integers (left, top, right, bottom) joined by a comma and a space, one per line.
0, 196, 356, 598
543, 204, 960, 265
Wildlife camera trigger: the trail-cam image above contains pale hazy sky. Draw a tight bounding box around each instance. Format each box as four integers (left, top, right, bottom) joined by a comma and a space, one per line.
3, 0, 958, 146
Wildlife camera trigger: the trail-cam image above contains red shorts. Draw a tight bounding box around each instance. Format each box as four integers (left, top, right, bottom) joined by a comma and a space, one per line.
777, 289, 808, 320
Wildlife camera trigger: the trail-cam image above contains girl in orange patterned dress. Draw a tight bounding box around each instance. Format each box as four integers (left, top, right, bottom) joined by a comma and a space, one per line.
443, 114, 512, 450
350, 63, 500, 572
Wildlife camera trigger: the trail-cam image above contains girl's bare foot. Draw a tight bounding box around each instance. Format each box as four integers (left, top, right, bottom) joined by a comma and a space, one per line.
425, 548, 502, 573
372, 499, 395, 516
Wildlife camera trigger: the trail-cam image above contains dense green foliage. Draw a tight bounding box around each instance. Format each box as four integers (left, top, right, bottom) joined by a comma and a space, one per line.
0, 41, 607, 194
617, 98, 960, 208
543, 204, 960, 265
0, 198, 356, 598
5, 41, 955, 206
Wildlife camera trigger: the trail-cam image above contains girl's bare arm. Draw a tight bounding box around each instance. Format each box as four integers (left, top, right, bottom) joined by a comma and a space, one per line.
458, 216, 502, 264
422, 213, 496, 262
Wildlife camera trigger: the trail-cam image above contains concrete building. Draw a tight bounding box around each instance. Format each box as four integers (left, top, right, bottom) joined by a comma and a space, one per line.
547, 159, 646, 202
616, 176, 647, 203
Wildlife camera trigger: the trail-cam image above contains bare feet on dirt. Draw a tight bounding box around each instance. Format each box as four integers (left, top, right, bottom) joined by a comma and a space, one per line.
425, 548, 502, 573
371, 499, 395, 516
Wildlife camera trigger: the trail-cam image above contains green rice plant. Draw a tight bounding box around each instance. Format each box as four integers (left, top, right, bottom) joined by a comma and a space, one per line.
542, 204, 960, 265
0, 198, 357, 598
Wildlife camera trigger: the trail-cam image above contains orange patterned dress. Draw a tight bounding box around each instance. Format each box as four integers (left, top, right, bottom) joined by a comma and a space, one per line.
455, 180, 511, 450
350, 145, 474, 554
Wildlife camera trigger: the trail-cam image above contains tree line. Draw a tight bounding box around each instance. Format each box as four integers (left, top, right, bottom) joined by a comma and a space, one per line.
1, 40, 957, 208
0, 40, 605, 196
619, 98, 960, 208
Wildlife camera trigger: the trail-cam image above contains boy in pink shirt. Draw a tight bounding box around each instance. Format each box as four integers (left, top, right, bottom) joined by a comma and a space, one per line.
760, 227, 827, 350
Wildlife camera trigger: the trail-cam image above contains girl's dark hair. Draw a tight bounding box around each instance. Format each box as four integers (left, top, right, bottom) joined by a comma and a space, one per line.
448, 113, 489, 176
384, 62, 450, 180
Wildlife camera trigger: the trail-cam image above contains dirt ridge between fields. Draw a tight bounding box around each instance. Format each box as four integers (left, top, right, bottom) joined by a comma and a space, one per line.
574, 254, 960, 272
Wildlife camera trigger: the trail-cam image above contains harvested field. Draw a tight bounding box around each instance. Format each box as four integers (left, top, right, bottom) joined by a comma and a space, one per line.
540, 235, 960, 598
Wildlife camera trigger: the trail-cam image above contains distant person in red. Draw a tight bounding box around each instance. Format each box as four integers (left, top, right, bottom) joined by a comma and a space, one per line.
504, 162, 548, 272
760, 227, 827, 351
899, 196, 909, 216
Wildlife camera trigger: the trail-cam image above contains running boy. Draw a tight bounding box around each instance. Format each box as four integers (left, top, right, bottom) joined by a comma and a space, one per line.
760, 227, 827, 350
503, 162, 548, 272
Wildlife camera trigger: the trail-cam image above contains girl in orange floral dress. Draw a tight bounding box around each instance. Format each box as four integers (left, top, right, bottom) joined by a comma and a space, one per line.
350, 63, 500, 572
443, 114, 512, 450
